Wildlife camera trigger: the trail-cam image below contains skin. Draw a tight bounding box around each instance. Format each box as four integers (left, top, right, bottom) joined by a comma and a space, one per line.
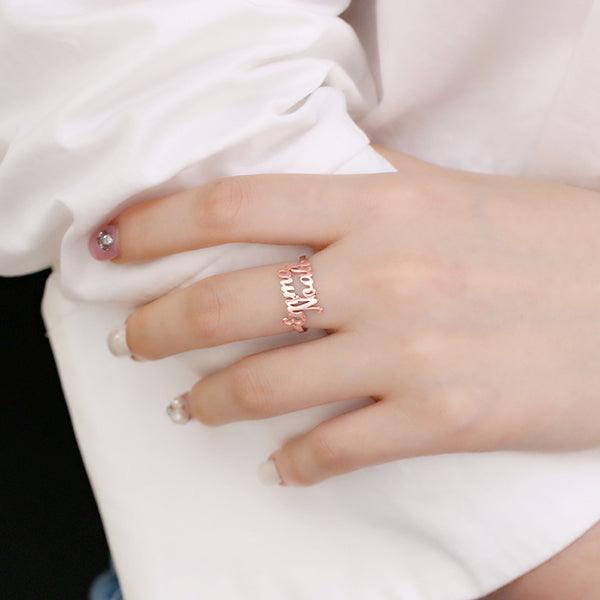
93, 146, 600, 591
484, 518, 600, 599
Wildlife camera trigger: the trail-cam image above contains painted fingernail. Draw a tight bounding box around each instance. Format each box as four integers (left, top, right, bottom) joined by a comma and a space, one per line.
89, 223, 119, 261
166, 393, 191, 425
107, 325, 130, 357
257, 458, 284, 486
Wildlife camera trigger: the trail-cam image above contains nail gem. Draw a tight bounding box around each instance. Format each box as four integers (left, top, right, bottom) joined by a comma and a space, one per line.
89, 223, 119, 261
167, 393, 191, 425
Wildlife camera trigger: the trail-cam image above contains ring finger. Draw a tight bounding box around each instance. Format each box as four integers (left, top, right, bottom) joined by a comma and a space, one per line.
110, 251, 345, 360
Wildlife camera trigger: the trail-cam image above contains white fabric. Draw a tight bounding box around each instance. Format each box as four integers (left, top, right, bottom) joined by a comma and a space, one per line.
3, 1, 600, 598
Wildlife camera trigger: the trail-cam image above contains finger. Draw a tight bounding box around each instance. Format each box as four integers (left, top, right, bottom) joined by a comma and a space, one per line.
268, 399, 452, 486
116, 254, 341, 360
186, 332, 378, 425
89, 173, 372, 262
371, 144, 434, 173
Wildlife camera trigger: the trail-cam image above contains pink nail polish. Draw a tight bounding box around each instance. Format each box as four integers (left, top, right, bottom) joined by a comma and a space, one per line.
89, 223, 119, 261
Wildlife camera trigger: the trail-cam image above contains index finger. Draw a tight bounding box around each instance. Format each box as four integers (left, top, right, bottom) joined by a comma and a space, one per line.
88, 173, 373, 263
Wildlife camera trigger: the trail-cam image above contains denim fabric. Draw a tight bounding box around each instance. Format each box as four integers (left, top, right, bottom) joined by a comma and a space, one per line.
89, 564, 123, 600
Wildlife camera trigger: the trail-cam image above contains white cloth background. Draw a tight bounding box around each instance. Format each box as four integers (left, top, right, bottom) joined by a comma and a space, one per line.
3, 1, 600, 598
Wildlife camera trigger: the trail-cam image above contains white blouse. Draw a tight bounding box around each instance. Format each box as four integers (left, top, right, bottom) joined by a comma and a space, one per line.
2, 1, 600, 598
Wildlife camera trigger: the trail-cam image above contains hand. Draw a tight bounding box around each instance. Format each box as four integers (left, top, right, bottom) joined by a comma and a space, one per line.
90, 148, 600, 486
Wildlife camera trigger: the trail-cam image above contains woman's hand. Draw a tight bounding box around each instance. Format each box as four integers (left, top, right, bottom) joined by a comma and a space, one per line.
90, 149, 600, 486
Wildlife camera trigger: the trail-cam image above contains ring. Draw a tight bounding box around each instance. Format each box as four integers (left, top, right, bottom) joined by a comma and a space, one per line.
277, 255, 324, 332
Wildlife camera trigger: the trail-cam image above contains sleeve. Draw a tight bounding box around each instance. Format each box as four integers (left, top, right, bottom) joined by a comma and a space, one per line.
0, 0, 393, 303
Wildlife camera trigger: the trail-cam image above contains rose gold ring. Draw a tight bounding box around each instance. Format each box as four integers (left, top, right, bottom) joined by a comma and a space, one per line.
277, 255, 324, 332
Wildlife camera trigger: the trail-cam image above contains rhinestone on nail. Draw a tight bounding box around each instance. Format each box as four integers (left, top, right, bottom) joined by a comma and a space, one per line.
96, 230, 114, 252
166, 395, 191, 425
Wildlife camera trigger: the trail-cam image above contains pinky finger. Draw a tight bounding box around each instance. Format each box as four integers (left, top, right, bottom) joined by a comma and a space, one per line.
265, 399, 446, 487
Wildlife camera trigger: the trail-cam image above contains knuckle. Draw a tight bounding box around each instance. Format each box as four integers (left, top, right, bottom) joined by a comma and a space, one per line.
366, 256, 467, 309
373, 175, 427, 214
374, 170, 467, 226
364, 259, 405, 299
186, 278, 229, 345
403, 175, 437, 203
199, 176, 253, 232
361, 258, 427, 313
229, 359, 275, 418
433, 385, 489, 450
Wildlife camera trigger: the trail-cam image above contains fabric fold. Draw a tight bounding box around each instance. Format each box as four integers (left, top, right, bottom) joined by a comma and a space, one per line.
4, 1, 600, 599
0, 0, 376, 304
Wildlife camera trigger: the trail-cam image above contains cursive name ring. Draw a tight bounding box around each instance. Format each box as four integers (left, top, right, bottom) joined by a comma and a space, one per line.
277, 255, 323, 332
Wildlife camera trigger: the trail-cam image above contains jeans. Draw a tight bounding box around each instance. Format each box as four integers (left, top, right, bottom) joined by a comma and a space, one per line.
89, 563, 123, 600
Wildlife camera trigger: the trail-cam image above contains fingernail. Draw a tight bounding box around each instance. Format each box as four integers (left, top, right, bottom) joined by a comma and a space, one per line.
257, 458, 284, 486
107, 325, 130, 357
131, 354, 148, 362
166, 393, 191, 425
89, 223, 119, 261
